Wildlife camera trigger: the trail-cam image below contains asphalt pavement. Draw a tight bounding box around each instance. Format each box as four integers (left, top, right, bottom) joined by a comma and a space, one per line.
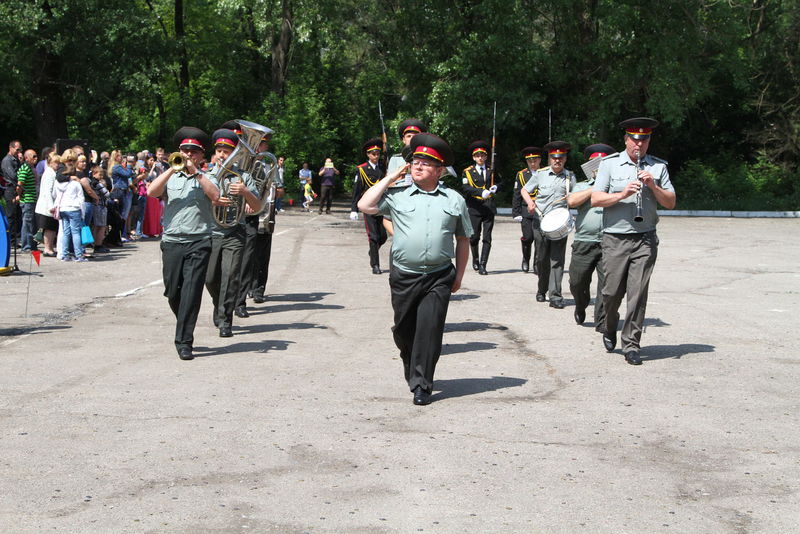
1, 204, 798, 533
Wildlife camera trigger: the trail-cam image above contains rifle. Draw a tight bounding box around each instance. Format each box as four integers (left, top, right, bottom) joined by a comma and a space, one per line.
490, 101, 497, 188
378, 100, 389, 171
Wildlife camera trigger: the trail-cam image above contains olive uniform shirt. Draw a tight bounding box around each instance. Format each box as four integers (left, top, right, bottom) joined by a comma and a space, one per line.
572, 180, 603, 242
162, 172, 219, 243
523, 167, 577, 216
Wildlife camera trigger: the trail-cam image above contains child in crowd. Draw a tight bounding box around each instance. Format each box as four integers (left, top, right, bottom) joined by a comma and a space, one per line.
91, 166, 111, 252
302, 180, 316, 211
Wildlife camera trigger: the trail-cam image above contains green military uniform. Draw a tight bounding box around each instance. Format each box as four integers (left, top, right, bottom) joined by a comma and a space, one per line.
568, 179, 606, 327
594, 121, 675, 359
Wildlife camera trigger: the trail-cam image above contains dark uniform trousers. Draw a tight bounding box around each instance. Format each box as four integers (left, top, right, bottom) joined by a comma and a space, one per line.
468, 204, 495, 263
536, 236, 567, 302
236, 215, 259, 306
161, 238, 212, 351
205, 227, 246, 329
601, 231, 658, 352
568, 240, 606, 326
520, 215, 542, 271
252, 231, 273, 299
389, 263, 456, 393
364, 213, 387, 267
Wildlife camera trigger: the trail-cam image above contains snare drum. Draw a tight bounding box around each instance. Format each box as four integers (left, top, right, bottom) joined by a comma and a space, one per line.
540, 207, 573, 240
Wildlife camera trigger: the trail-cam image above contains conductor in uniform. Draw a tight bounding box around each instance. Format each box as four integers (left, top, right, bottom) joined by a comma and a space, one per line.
461, 140, 497, 275
520, 141, 576, 309
567, 143, 614, 328
147, 127, 220, 361
358, 133, 472, 406
511, 146, 543, 273
349, 138, 387, 274
591, 118, 676, 365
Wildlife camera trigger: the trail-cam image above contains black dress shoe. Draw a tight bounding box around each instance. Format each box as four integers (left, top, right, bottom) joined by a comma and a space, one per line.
574, 309, 586, 325
219, 326, 233, 338
602, 331, 617, 352
177, 347, 194, 361
252, 295, 266, 304
213, 313, 219, 327
521, 260, 529, 272
472, 259, 480, 271
549, 300, 565, 309
536, 293, 546, 302
412, 386, 432, 406
478, 263, 488, 275
372, 265, 382, 275
624, 351, 643, 365
234, 306, 249, 318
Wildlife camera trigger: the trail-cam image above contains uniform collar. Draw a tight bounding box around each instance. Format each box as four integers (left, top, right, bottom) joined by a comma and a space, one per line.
409, 181, 445, 195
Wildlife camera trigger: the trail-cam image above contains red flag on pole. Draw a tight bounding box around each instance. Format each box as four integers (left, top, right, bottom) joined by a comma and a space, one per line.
31, 250, 41, 266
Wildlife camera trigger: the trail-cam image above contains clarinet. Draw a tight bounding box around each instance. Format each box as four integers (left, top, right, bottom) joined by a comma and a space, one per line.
634, 149, 644, 222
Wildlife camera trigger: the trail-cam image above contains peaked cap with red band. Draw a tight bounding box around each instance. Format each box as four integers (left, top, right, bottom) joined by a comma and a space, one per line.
469, 140, 490, 156
408, 133, 454, 167
519, 146, 543, 160
362, 137, 383, 154
583, 143, 615, 160
213, 128, 239, 149
543, 140, 571, 158
619, 117, 659, 139
173, 126, 210, 152
397, 118, 427, 138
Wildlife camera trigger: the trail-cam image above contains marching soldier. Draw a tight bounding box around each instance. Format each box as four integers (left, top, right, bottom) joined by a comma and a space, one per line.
567, 143, 614, 328
387, 118, 426, 181
350, 138, 387, 274
512, 146, 544, 273
147, 127, 219, 360
520, 141, 576, 308
461, 140, 497, 275
204, 128, 261, 338
591, 118, 676, 365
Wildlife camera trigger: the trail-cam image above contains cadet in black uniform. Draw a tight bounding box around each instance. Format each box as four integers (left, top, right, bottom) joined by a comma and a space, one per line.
512, 146, 544, 273
461, 140, 497, 275
350, 138, 387, 274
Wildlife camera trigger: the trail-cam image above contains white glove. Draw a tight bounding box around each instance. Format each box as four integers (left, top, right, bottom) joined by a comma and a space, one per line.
481, 190, 491, 199
513, 216, 523, 222
489, 185, 498, 194
349, 211, 359, 221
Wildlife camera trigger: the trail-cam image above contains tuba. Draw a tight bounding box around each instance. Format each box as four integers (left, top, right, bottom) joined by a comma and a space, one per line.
212, 120, 277, 228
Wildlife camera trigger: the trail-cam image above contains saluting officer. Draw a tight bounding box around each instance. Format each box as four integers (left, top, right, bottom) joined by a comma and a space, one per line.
512, 146, 544, 273
520, 141, 576, 308
567, 143, 614, 328
204, 128, 262, 338
461, 140, 497, 275
147, 127, 220, 361
350, 138, 387, 274
591, 118, 676, 365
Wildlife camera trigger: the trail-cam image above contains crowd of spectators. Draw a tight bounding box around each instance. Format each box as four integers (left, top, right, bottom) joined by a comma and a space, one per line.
1, 140, 169, 263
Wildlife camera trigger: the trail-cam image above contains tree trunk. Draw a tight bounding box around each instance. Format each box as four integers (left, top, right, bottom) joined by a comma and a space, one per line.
175, 0, 190, 121
271, 0, 293, 97
32, 46, 67, 149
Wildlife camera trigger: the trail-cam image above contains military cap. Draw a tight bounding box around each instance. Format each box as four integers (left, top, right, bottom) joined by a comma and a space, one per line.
409, 133, 454, 167
173, 126, 210, 151
362, 138, 383, 154
212, 129, 239, 149
619, 117, 659, 139
397, 119, 427, 138
220, 120, 242, 134
583, 143, 615, 160
469, 140, 490, 156
543, 141, 571, 158
520, 146, 543, 160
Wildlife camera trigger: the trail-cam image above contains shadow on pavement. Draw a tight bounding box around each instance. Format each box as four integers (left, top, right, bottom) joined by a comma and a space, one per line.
193, 339, 294, 357
445, 321, 508, 333
235, 322, 327, 335
0, 325, 72, 337
441, 341, 498, 355
432, 376, 528, 401
265, 292, 333, 302
246, 303, 345, 315
450, 293, 480, 301
641, 343, 715, 361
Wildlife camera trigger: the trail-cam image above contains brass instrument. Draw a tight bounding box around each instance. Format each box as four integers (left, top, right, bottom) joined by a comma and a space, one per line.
168, 152, 185, 172
634, 149, 644, 222
212, 120, 277, 228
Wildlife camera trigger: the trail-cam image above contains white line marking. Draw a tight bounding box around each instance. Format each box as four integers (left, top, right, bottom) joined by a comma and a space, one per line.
115, 279, 163, 298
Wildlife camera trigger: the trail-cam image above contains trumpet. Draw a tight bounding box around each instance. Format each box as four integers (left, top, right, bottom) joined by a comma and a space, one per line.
168, 152, 186, 172
634, 149, 644, 222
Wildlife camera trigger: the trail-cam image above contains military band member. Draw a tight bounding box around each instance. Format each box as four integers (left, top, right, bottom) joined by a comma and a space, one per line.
512, 146, 544, 273
147, 127, 220, 360
350, 138, 387, 274
521, 141, 576, 308
567, 143, 614, 327
591, 117, 676, 365
204, 129, 262, 338
386, 118, 426, 181
461, 141, 497, 275
358, 133, 472, 406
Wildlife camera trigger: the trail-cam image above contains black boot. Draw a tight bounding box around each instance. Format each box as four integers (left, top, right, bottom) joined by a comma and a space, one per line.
369, 242, 381, 274
478, 243, 491, 275
471, 244, 480, 271
521, 241, 531, 272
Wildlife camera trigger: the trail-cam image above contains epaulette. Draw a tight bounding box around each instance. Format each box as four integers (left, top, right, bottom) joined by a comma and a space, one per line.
602, 153, 621, 160
462, 165, 475, 173
538, 166, 551, 172
358, 162, 368, 168
649, 155, 668, 165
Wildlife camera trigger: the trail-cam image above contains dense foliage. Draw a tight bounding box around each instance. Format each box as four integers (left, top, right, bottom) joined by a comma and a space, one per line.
1, 0, 798, 209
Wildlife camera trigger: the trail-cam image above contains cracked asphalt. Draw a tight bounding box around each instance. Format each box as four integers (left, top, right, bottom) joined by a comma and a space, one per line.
1, 204, 798, 533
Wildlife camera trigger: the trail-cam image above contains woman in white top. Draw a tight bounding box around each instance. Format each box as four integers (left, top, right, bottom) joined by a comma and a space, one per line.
34, 152, 61, 256
54, 162, 87, 262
